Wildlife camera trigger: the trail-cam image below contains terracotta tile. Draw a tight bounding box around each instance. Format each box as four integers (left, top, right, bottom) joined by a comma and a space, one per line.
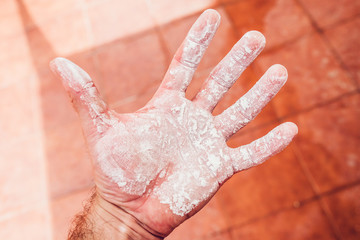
290, 94, 360, 194
27, 9, 92, 59
96, 31, 167, 106
219, 0, 238, 3
298, 0, 360, 29
25, 25, 56, 70
325, 16, 360, 86
166, 196, 229, 240
0, 207, 51, 240
0, 0, 26, 38
25, 10, 93, 71
87, 0, 155, 46
217, 124, 314, 228
52, 188, 93, 240
0, 34, 35, 88
0, 78, 37, 146
67, 51, 101, 85
160, 7, 238, 72
167, 230, 232, 240
256, 32, 355, 117
23, 0, 82, 27
225, 0, 313, 49
322, 185, 360, 240
113, 85, 158, 113
230, 201, 336, 240
0, 135, 47, 216
46, 120, 94, 199
147, 0, 218, 25
206, 231, 232, 240
39, 69, 79, 131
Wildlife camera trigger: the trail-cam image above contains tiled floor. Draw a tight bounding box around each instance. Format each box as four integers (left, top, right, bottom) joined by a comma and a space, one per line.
0, 0, 359, 239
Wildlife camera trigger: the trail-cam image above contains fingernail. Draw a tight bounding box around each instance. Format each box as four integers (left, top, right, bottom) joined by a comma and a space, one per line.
50, 57, 91, 92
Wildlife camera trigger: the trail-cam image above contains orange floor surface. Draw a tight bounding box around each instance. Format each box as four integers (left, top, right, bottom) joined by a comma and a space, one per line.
0, 0, 359, 239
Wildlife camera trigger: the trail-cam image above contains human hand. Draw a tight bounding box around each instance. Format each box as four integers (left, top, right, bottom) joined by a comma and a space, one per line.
50, 9, 297, 239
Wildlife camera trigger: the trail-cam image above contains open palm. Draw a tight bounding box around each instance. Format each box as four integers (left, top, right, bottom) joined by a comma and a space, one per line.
50, 9, 297, 238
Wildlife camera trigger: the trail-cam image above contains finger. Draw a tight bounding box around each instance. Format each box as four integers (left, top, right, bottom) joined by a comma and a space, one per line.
50, 57, 112, 133
229, 122, 298, 172
215, 64, 288, 139
158, 9, 220, 92
193, 31, 265, 111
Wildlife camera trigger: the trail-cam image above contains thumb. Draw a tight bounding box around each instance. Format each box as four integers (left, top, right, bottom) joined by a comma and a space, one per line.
50, 57, 112, 134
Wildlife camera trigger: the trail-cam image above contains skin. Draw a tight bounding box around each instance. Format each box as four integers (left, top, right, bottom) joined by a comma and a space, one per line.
50, 9, 298, 239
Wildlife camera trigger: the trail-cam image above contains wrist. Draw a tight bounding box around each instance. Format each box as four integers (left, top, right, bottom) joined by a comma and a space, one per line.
71, 192, 163, 240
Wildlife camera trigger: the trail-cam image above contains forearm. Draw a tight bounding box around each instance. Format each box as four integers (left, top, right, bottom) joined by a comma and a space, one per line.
68, 192, 163, 240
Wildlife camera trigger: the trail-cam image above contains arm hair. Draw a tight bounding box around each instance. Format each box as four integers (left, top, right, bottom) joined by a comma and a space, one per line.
67, 190, 97, 240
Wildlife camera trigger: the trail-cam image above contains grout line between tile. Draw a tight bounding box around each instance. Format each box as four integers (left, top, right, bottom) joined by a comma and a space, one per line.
315, 180, 360, 240
260, 30, 315, 55
223, 0, 316, 55
221, 0, 244, 8
154, 25, 172, 65
319, 33, 359, 89
294, 0, 359, 90
0, 200, 50, 223
313, 180, 360, 240
22, 2, 83, 33
277, 90, 360, 235
291, 141, 321, 194
224, 203, 308, 233
51, 185, 95, 202
152, 3, 223, 32
264, 7, 360, 229
90, 27, 159, 54
277, 89, 359, 121
79, 0, 95, 48
217, 179, 360, 237
207, 228, 233, 240
307, 179, 360, 202
222, 2, 244, 42
318, 198, 343, 240
320, 13, 360, 31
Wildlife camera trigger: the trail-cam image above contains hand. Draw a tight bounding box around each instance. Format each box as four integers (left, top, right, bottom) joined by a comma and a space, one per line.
50, 9, 297, 239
